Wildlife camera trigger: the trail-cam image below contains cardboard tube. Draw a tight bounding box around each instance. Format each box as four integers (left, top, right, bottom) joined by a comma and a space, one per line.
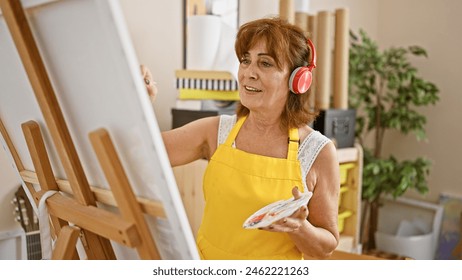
295, 12, 309, 32
333, 8, 350, 109
307, 14, 317, 36
186, 15, 222, 70
186, 0, 206, 16
307, 14, 317, 111
279, 0, 295, 24
315, 11, 333, 110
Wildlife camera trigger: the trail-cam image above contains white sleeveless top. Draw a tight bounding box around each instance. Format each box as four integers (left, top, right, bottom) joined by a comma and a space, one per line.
217, 114, 331, 192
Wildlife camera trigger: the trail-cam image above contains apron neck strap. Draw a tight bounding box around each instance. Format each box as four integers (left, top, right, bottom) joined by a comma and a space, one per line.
224, 115, 246, 146
288, 127, 299, 161
224, 115, 299, 161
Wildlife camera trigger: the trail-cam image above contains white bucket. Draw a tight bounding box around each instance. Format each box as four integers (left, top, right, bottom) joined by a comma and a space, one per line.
375, 231, 434, 259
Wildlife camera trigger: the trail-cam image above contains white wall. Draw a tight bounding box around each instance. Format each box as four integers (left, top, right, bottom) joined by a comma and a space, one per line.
308, 0, 379, 38
119, 0, 183, 132
239, 0, 279, 23
377, 0, 462, 202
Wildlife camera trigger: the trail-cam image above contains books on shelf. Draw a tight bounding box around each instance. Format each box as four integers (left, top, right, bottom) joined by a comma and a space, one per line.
175, 69, 239, 101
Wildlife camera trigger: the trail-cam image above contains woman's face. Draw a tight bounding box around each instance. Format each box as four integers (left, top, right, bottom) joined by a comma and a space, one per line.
238, 40, 290, 116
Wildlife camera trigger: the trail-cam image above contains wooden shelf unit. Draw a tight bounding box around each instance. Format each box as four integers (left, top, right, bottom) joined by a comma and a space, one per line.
336, 144, 363, 253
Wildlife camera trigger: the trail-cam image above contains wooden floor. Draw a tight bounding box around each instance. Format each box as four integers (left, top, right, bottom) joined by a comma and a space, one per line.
323, 249, 412, 260
327, 250, 384, 260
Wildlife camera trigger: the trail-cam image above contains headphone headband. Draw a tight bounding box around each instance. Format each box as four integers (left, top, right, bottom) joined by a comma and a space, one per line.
307, 38, 317, 71
288, 38, 317, 94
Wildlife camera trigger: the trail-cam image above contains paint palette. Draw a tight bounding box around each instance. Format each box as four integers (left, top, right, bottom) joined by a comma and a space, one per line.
243, 192, 312, 229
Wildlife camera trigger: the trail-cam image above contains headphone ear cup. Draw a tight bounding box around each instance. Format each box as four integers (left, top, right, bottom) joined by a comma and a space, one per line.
289, 67, 312, 94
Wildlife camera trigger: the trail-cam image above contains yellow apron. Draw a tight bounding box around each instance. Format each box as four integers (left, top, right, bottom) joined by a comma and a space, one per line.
197, 115, 305, 259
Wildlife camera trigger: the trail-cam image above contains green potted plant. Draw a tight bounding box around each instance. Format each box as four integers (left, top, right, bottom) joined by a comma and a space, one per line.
348, 29, 440, 251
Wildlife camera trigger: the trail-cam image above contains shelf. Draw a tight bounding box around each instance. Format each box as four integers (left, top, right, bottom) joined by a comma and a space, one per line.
336, 144, 363, 253
337, 144, 361, 163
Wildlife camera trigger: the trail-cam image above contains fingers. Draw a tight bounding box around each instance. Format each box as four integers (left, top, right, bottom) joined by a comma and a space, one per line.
292, 186, 302, 199
260, 207, 308, 233
290, 186, 308, 219
286, 206, 308, 222
140, 64, 150, 78
139, 64, 157, 102
259, 187, 308, 233
140, 65, 153, 85
296, 205, 309, 220
140, 64, 153, 81
261, 223, 299, 233
280, 217, 302, 232
261, 217, 303, 233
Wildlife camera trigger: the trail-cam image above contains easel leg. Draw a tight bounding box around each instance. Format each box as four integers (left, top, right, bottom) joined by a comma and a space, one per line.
0, 118, 36, 204
22, 121, 105, 259
89, 128, 161, 259
52, 226, 81, 260
22, 121, 79, 259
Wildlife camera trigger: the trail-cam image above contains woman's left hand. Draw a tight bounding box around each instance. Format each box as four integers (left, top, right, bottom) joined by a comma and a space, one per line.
260, 187, 309, 233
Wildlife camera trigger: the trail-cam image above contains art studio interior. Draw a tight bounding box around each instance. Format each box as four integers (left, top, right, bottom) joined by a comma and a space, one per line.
0, 0, 461, 261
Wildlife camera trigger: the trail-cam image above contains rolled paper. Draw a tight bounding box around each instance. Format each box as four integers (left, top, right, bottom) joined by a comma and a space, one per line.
333, 8, 349, 109
307, 14, 317, 36
294, 0, 310, 12
211, 21, 239, 80
295, 12, 309, 32
186, 15, 221, 70
279, 0, 295, 24
315, 11, 333, 110
307, 14, 317, 112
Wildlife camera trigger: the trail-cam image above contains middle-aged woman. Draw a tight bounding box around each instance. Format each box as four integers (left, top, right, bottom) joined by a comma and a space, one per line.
142, 17, 340, 260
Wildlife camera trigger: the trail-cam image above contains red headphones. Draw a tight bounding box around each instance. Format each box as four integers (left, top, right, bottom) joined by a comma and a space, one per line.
288, 39, 317, 94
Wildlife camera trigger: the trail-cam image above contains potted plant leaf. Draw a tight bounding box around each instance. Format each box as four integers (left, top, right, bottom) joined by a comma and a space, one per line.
348, 29, 440, 251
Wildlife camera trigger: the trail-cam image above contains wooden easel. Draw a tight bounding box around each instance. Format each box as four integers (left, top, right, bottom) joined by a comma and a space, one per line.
0, 0, 165, 259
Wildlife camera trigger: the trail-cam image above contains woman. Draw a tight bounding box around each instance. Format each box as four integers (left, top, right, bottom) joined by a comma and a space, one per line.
142, 17, 339, 259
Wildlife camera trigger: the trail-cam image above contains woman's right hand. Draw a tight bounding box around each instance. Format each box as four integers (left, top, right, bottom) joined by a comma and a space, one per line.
260, 187, 309, 233
140, 64, 157, 103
